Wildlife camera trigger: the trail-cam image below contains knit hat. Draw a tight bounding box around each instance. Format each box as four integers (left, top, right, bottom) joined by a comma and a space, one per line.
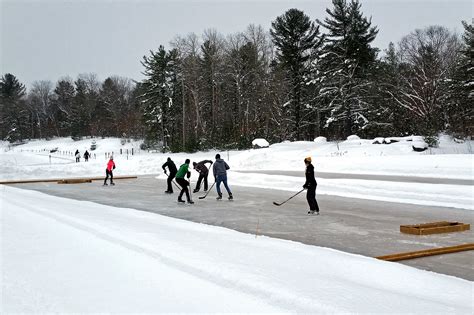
304, 156, 311, 163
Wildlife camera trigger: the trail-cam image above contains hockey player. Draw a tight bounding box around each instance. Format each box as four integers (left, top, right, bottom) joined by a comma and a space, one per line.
192, 159, 213, 193
213, 154, 233, 200
303, 156, 319, 215
162, 157, 177, 193
175, 159, 194, 204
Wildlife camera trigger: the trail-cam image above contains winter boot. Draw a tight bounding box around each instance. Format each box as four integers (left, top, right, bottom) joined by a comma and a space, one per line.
228, 193, 233, 200
216, 193, 223, 200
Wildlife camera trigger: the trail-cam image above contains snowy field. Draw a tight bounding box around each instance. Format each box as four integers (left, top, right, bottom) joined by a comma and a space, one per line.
1, 136, 473, 313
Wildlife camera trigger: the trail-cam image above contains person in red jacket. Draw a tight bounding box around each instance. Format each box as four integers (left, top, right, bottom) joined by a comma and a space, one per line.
103, 156, 116, 186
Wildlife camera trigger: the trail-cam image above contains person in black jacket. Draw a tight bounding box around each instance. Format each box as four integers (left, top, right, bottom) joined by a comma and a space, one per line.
192, 160, 213, 193
303, 156, 319, 215
162, 157, 177, 193
83, 150, 90, 162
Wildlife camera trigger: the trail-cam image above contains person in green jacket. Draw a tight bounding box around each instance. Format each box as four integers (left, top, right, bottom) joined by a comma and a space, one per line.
175, 158, 194, 204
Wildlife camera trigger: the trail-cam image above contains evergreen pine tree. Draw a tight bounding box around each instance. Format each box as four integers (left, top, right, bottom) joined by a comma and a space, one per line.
445, 21, 473, 136
0, 73, 28, 141
270, 8, 324, 140
69, 78, 89, 139
53, 79, 75, 136
141, 46, 180, 151
317, 0, 378, 138
95, 78, 118, 137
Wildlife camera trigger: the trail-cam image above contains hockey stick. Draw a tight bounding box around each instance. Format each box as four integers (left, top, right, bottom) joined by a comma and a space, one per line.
172, 180, 181, 190
198, 182, 216, 199
273, 189, 305, 206
188, 177, 193, 202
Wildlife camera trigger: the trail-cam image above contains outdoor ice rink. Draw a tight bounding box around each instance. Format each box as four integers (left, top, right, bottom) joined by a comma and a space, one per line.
9, 174, 473, 281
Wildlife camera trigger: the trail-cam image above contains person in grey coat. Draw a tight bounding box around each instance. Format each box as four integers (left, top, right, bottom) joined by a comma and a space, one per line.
212, 154, 233, 200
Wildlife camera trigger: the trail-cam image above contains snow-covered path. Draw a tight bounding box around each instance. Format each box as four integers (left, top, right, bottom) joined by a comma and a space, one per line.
2, 186, 472, 313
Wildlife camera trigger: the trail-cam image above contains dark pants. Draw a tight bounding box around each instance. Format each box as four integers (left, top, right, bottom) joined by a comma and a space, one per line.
216, 174, 231, 195
167, 172, 176, 192
306, 185, 319, 211
195, 172, 208, 191
104, 169, 113, 184
176, 177, 190, 201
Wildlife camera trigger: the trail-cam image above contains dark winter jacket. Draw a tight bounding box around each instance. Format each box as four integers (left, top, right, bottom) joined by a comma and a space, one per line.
84, 151, 90, 158
213, 158, 229, 177
194, 160, 213, 175
176, 163, 191, 179
303, 163, 317, 189
162, 158, 177, 174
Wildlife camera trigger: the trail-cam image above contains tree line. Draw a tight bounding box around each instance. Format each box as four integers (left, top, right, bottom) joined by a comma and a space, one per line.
1, 0, 472, 151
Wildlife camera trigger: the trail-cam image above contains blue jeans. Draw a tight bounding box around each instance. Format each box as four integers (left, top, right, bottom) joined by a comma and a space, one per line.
216, 174, 231, 195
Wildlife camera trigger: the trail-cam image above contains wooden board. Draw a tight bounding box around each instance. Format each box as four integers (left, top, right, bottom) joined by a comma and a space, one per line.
0, 176, 137, 185
400, 221, 470, 235
58, 179, 92, 184
376, 243, 474, 262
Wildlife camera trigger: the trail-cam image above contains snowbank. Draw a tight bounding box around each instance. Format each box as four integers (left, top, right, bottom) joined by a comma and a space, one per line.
2, 186, 472, 313
251, 138, 269, 148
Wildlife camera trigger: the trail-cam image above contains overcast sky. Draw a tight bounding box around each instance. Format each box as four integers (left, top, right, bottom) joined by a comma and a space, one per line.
1, 0, 471, 88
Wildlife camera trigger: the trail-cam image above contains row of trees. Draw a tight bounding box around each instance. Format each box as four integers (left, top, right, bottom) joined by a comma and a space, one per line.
138, 0, 473, 151
1, 0, 472, 151
0, 73, 144, 142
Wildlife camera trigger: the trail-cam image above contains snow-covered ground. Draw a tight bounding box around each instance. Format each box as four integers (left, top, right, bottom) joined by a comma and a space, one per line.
1, 136, 473, 209
2, 185, 472, 313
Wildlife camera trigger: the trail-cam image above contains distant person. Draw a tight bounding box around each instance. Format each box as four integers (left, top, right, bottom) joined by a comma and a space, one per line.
192, 159, 213, 193
83, 150, 90, 162
175, 159, 193, 204
162, 157, 177, 193
75, 149, 80, 162
213, 154, 233, 200
103, 156, 116, 186
303, 156, 319, 215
